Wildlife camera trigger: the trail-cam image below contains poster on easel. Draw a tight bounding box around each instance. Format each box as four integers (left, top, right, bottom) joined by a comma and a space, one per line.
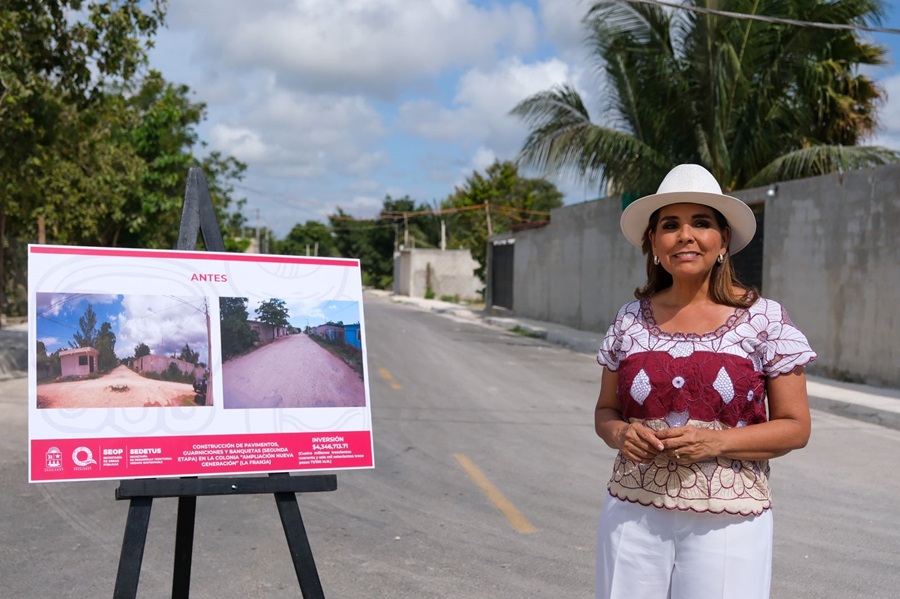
27, 245, 374, 483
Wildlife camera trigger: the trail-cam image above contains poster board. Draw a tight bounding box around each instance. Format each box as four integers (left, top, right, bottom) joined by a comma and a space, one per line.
28, 245, 374, 483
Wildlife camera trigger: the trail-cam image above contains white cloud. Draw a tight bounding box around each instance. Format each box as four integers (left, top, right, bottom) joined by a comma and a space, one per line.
873, 73, 900, 148
210, 125, 268, 163
399, 57, 574, 151
116, 296, 210, 360
538, 0, 589, 50
164, 0, 538, 97
470, 146, 498, 173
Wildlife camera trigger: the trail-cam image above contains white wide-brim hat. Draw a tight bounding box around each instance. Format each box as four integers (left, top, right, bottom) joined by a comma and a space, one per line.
620, 164, 757, 254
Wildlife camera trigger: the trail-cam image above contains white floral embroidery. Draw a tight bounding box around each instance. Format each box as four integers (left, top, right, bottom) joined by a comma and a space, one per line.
631, 369, 651, 405
713, 367, 734, 404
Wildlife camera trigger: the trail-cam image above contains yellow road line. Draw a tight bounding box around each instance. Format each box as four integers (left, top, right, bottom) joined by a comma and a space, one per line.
454, 453, 536, 534
377, 367, 402, 390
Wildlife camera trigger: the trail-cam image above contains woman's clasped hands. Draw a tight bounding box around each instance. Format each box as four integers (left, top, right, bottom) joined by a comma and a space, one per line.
615, 421, 720, 463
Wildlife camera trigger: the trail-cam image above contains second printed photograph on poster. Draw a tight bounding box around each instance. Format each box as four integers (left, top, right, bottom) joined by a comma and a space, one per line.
219, 297, 366, 409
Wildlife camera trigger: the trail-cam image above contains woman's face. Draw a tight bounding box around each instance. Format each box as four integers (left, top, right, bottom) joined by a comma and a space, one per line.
649, 203, 729, 280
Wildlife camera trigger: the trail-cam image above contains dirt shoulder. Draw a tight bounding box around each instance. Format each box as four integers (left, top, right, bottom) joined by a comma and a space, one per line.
36, 365, 202, 409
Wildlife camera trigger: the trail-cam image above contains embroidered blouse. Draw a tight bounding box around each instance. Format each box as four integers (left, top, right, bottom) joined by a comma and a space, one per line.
596, 296, 816, 516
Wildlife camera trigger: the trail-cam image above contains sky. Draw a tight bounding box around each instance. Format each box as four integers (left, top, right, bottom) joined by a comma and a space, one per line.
36, 293, 211, 361
249, 298, 361, 330
147, 0, 900, 239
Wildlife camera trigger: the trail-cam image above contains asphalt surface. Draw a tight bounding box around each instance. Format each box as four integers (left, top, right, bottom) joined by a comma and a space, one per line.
1, 295, 900, 598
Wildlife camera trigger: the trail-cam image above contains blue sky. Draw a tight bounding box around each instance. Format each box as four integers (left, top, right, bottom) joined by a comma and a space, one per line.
148, 0, 900, 239
36, 293, 211, 361
246, 297, 360, 329
258, 299, 360, 330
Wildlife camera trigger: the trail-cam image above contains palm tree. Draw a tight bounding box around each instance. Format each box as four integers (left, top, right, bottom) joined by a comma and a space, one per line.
512, 0, 899, 195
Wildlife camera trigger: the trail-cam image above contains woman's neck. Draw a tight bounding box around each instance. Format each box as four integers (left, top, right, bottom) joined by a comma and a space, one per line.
657, 277, 714, 307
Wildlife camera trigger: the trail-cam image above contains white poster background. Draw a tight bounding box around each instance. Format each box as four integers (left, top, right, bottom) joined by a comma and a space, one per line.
28, 245, 373, 481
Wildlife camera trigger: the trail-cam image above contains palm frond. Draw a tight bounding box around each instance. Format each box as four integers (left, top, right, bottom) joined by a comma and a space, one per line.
747, 144, 900, 187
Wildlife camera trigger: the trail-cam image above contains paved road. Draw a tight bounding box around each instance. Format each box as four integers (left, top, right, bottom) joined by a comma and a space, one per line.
1, 292, 898, 598
36, 365, 198, 409
222, 333, 365, 409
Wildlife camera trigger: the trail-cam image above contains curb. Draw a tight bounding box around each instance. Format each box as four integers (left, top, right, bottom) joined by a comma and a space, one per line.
805, 396, 900, 430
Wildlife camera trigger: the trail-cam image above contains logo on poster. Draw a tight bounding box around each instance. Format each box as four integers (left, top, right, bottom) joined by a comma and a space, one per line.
45, 447, 63, 469
72, 446, 97, 467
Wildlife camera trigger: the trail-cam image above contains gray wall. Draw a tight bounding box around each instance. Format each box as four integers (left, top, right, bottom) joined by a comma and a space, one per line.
506, 163, 900, 387
762, 164, 900, 387
512, 198, 644, 334
394, 248, 481, 300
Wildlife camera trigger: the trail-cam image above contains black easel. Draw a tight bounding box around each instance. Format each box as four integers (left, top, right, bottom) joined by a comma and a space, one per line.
113, 167, 337, 598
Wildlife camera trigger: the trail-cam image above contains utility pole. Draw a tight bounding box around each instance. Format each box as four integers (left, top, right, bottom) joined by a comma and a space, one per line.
485, 201, 493, 237
403, 213, 409, 248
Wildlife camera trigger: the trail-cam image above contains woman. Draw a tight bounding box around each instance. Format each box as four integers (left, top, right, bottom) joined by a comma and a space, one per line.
594, 164, 816, 599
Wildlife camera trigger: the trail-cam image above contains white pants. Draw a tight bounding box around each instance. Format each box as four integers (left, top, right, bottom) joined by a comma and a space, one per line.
595, 495, 773, 599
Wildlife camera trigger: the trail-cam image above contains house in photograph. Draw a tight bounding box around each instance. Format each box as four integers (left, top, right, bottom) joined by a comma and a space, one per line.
248, 320, 289, 343
59, 347, 99, 378
311, 323, 362, 350
134, 355, 203, 378
343, 323, 361, 350
310, 324, 343, 342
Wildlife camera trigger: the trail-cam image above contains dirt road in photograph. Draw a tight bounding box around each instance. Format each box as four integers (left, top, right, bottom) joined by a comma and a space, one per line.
36, 365, 200, 409
222, 333, 365, 408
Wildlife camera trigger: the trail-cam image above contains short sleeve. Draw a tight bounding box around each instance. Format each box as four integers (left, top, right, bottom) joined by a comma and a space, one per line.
597, 303, 636, 371
597, 320, 622, 371
761, 301, 817, 377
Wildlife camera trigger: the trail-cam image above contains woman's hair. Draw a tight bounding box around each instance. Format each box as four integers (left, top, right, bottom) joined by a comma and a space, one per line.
634, 206, 757, 308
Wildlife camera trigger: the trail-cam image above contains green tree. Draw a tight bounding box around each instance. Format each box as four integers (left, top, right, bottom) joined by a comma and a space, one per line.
0, 3, 248, 320
71, 304, 98, 348
0, 0, 165, 318
95, 321, 117, 372
35, 342, 62, 381
163, 361, 183, 382
512, 0, 899, 196
178, 343, 199, 365
330, 195, 440, 288
442, 161, 564, 281
219, 297, 257, 360
277, 221, 337, 257
255, 298, 290, 328
134, 342, 151, 359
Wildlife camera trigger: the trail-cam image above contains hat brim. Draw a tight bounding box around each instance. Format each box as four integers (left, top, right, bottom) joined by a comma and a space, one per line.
620, 190, 757, 254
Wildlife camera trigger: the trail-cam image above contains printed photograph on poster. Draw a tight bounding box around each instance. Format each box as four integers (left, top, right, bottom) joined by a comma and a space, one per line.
34, 293, 212, 409
220, 297, 365, 409
28, 245, 375, 483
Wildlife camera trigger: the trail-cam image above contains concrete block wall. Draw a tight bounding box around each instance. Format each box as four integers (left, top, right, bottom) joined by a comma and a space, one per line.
509, 163, 900, 387
394, 248, 481, 300
513, 198, 645, 334
763, 164, 900, 386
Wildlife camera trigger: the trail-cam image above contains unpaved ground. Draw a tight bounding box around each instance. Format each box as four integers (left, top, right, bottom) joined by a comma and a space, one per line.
36, 365, 201, 409
222, 333, 365, 408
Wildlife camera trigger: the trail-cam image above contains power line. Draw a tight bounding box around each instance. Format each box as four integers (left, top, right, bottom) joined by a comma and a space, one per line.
622, 0, 900, 35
